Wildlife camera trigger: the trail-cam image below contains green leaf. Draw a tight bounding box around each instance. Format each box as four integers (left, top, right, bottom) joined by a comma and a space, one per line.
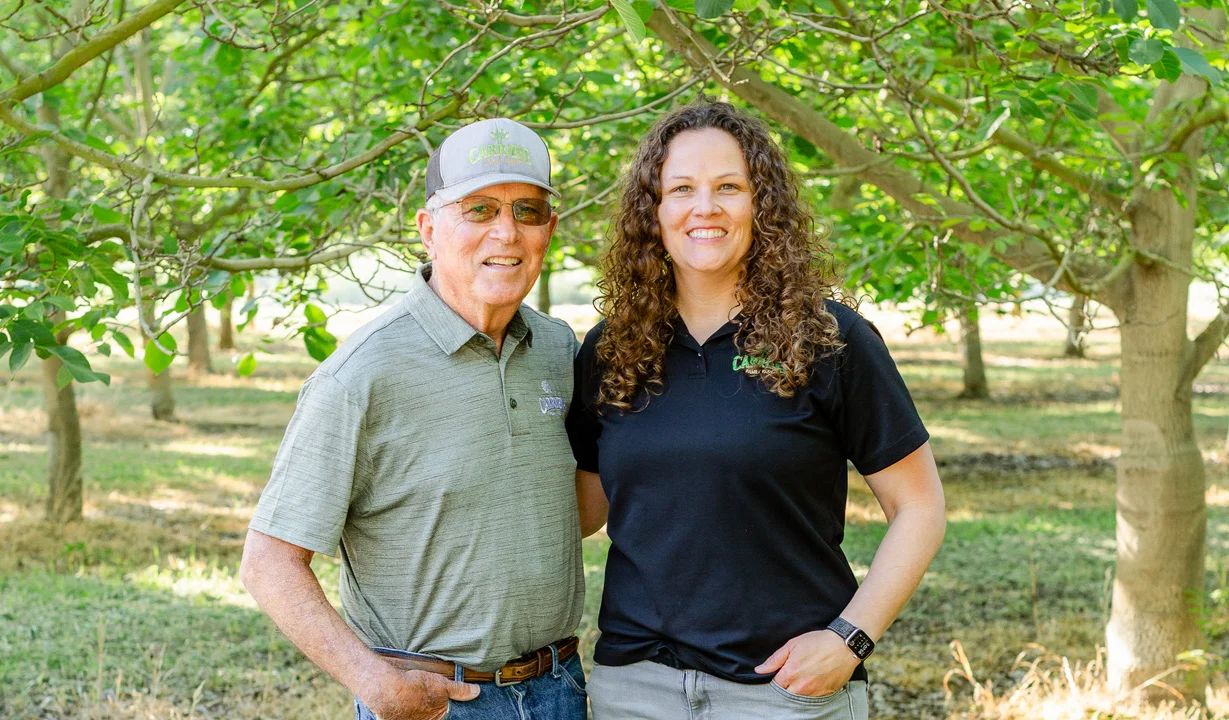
304, 303, 327, 326
44, 296, 77, 311
215, 43, 243, 74
979, 107, 1012, 141
1016, 96, 1045, 120
0, 230, 25, 254
97, 342, 111, 357
8, 318, 57, 345
205, 270, 230, 293
733, 0, 758, 10
144, 333, 177, 375
45, 343, 110, 385
237, 352, 257, 376
1146, 0, 1180, 30
85, 256, 130, 304
90, 323, 107, 341
1114, 0, 1138, 21
1129, 37, 1165, 65
1067, 83, 1099, 110
1173, 48, 1223, 84
303, 327, 337, 362
90, 204, 125, 224
9, 341, 32, 374
111, 329, 135, 358
632, 0, 655, 21
610, 0, 647, 42
1153, 49, 1182, 81
229, 274, 246, 298
694, 0, 734, 18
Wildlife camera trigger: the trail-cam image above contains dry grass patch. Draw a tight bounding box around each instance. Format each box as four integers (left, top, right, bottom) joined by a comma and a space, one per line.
944, 642, 1228, 719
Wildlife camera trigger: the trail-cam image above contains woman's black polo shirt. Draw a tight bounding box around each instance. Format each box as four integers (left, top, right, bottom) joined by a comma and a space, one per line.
566, 300, 929, 684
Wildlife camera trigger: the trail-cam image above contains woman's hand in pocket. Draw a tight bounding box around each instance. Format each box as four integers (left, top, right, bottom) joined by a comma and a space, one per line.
754, 630, 859, 698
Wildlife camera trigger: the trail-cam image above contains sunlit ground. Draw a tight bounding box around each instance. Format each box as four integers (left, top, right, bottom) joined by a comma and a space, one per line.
2, 313, 1227, 719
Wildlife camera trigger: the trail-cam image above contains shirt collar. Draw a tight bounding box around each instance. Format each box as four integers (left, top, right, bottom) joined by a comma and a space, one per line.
671, 314, 742, 351
404, 263, 533, 355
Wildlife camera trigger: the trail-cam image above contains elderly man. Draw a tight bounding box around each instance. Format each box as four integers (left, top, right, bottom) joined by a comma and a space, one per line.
240, 119, 586, 720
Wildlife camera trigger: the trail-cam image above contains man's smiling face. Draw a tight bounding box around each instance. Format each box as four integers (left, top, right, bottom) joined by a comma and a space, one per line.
417, 182, 557, 325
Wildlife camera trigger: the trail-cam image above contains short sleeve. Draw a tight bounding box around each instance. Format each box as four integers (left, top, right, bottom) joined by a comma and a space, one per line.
249, 373, 366, 555
565, 324, 603, 473
836, 318, 929, 476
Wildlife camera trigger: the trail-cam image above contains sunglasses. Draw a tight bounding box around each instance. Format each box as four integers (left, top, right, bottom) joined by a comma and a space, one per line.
443, 196, 554, 226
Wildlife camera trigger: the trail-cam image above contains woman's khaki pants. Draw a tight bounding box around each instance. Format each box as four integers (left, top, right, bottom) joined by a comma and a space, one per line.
588, 660, 869, 720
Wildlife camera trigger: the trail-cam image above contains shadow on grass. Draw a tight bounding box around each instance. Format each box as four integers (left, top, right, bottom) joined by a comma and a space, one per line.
0, 440, 274, 508
0, 566, 348, 720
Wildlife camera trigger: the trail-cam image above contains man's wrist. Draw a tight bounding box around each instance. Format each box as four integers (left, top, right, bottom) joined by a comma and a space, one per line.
349, 650, 400, 704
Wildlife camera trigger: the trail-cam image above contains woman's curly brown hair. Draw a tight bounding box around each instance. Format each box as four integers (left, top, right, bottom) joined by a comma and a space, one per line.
595, 101, 846, 411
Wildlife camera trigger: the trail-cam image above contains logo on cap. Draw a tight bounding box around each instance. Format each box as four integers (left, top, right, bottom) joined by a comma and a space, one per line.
470, 128, 532, 165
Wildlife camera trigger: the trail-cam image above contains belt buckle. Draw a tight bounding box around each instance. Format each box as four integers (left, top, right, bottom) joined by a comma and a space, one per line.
494, 668, 522, 688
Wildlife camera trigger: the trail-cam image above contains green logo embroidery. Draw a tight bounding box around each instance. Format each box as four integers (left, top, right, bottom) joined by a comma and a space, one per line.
469, 128, 532, 165
732, 354, 783, 373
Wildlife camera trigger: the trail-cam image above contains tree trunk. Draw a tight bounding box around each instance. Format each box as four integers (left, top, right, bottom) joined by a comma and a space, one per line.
957, 304, 989, 399
37, 98, 83, 524
187, 305, 212, 375
1064, 295, 1088, 358
42, 325, 84, 524
147, 355, 175, 420
537, 263, 552, 316
1106, 188, 1206, 701
219, 292, 235, 350
141, 272, 175, 421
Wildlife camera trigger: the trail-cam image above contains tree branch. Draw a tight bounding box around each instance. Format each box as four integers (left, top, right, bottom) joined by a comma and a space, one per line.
909, 84, 1128, 218
0, 46, 31, 80
1166, 107, 1228, 154
511, 76, 701, 129
1189, 303, 1229, 380
0, 94, 463, 189
452, 0, 609, 28
1, 0, 188, 104
646, 10, 1111, 302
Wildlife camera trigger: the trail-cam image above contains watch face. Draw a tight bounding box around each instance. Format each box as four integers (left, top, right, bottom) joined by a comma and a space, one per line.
847, 630, 874, 659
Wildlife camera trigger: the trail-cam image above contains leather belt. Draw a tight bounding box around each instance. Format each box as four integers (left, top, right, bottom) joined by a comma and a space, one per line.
373, 636, 579, 687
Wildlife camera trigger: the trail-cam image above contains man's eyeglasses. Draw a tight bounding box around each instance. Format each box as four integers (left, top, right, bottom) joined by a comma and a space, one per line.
443, 196, 553, 226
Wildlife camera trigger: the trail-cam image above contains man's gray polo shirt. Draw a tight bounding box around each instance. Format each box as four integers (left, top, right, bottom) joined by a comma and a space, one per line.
250, 264, 583, 671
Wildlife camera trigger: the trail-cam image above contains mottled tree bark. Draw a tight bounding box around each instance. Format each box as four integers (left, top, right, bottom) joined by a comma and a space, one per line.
218, 292, 236, 350
1064, 295, 1088, 358
37, 98, 83, 524
957, 304, 989, 399
537, 263, 552, 316
187, 305, 212, 375
141, 271, 175, 421
1106, 187, 1206, 702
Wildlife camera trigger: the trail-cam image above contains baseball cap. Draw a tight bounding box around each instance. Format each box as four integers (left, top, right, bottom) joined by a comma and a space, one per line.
426, 118, 559, 203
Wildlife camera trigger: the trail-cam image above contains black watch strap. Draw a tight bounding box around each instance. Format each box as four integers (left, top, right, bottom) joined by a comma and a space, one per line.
825, 617, 875, 660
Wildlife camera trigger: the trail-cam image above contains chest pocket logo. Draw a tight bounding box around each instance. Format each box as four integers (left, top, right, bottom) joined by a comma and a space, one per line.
538, 380, 565, 416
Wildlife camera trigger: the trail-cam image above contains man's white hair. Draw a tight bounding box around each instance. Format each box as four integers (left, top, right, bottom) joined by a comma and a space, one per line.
424, 193, 447, 215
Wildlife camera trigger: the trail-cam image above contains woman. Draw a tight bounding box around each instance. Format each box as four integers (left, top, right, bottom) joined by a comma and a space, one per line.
566, 102, 946, 719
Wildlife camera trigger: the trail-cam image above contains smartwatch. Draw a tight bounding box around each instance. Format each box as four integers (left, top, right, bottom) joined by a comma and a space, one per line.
825, 617, 875, 660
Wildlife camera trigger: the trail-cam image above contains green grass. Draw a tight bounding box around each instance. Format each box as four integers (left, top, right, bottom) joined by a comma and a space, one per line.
2, 333, 1227, 719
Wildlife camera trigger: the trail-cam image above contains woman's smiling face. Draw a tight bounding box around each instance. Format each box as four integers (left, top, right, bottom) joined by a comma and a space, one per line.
656, 128, 754, 284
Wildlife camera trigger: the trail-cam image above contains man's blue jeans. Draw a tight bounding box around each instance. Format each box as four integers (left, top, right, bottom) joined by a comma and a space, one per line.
354, 645, 587, 720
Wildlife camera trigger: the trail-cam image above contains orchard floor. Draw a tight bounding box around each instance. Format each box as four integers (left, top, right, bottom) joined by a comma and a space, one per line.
2, 318, 1228, 719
